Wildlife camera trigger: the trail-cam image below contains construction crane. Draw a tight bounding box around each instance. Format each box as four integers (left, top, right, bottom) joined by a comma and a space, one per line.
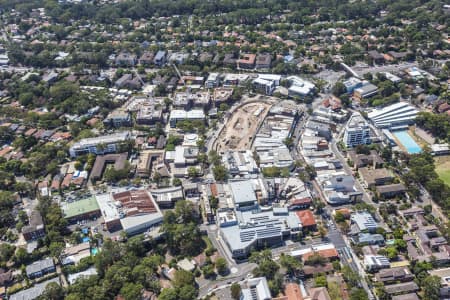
170, 62, 184, 86
132, 68, 145, 86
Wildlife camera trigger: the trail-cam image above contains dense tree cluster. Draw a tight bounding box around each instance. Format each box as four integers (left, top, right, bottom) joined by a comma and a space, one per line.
161, 201, 204, 256
404, 151, 450, 213
64, 236, 163, 299
416, 112, 450, 142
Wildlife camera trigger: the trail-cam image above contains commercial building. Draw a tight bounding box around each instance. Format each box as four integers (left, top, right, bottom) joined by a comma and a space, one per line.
168, 109, 205, 128
354, 83, 379, 99
229, 180, 259, 211
205, 73, 220, 88
253, 103, 298, 170
26, 258, 55, 279
62, 197, 101, 223
220, 207, 302, 258
320, 174, 363, 205
363, 255, 390, 272
367, 102, 418, 129
174, 146, 196, 167
343, 114, 371, 147
103, 109, 132, 127
136, 104, 164, 126
150, 186, 184, 208
305, 120, 332, 140
96, 190, 163, 235
173, 91, 210, 109
240, 277, 271, 300
252, 77, 276, 95
69, 132, 132, 157
322, 175, 355, 192
223, 74, 249, 86
343, 77, 363, 93
222, 150, 259, 177
287, 76, 315, 98
351, 212, 378, 233
431, 143, 450, 156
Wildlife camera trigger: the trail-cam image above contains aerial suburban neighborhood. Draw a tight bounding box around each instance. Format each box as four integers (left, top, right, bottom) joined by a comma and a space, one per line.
0, 0, 449, 300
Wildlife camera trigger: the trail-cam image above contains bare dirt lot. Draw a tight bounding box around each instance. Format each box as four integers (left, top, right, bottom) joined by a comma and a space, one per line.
217, 102, 271, 151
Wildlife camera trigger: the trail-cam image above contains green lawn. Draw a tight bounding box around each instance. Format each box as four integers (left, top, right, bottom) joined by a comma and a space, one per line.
435, 156, 450, 187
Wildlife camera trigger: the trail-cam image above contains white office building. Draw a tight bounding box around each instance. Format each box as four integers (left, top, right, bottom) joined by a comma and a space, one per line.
169, 109, 205, 128
343, 113, 371, 147
367, 102, 418, 129
287, 76, 316, 98
241, 277, 272, 300
205, 73, 220, 88
69, 132, 131, 157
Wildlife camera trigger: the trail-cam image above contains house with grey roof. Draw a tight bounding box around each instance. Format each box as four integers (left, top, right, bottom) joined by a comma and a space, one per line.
26, 258, 55, 279
154, 50, 167, 66
384, 282, 419, 296
352, 232, 384, 246
10, 278, 60, 300
375, 267, 415, 284
115, 52, 136, 66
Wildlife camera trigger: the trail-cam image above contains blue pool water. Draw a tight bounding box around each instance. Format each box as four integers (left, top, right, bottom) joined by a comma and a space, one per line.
392, 130, 422, 154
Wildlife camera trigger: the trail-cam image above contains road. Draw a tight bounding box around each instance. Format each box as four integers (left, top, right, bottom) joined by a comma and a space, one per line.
198, 223, 257, 298
326, 212, 376, 299
351, 62, 419, 77
306, 123, 376, 299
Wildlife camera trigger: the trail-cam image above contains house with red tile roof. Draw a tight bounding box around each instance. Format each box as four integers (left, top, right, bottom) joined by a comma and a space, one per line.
296, 210, 317, 231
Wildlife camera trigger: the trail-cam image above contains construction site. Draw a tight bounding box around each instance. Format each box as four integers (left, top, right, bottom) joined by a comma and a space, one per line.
216, 102, 272, 152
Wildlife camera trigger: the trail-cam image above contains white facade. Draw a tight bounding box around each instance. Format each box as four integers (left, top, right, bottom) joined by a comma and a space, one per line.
367, 102, 418, 129
205, 73, 220, 88
69, 132, 131, 157
343, 114, 371, 147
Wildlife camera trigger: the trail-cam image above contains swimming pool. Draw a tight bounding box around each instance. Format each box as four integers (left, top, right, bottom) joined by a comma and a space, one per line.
392, 130, 422, 154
